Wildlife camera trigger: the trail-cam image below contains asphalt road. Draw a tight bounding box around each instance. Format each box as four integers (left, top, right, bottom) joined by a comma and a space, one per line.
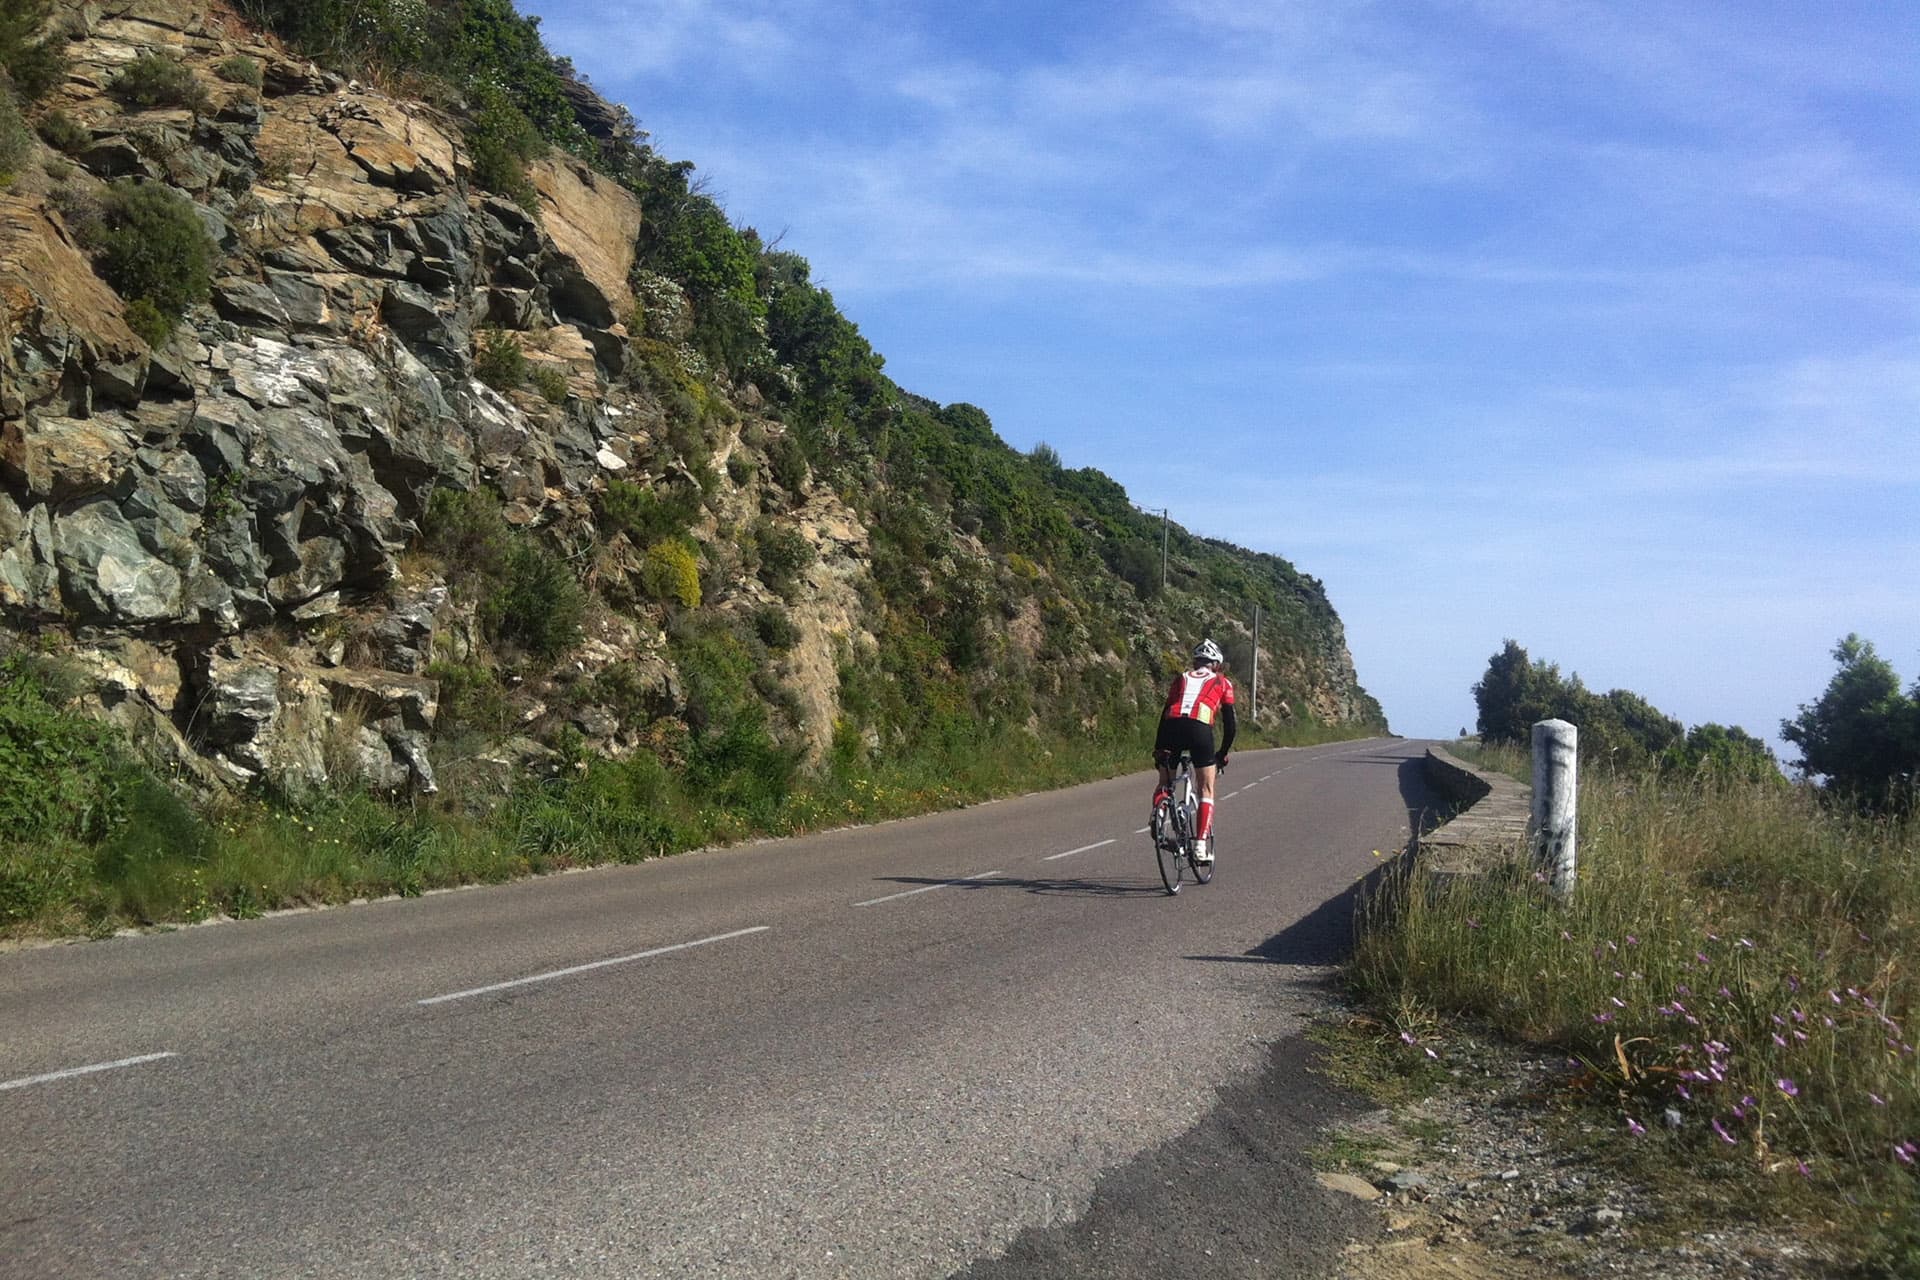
0, 738, 1442, 1279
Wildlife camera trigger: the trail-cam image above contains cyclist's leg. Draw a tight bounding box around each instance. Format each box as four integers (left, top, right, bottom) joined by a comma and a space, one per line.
1191, 730, 1219, 858
1150, 726, 1177, 811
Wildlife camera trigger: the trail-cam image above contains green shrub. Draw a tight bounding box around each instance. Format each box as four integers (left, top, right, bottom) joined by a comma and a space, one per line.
599, 479, 699, 545
466, 82, 542, 211
474, 327, 526, 391
0, 0, 67, 102
766, 430, 809, 494
76, 179, 215, 324
488, 539, 585, 657
215, 55, 263, 87
35, 108, 89, 154
752, 605, 799, 652
424, 488, 583, 657
753, 518, 815, 598
426, 661, 512, 738
423, 488, 513, 583
530, 364, 568, 405
123, 298, 172, 347
640, 538, 701, 609
725, 452, 756, 486
0, 87, 27, 184
110, 54, 210, 112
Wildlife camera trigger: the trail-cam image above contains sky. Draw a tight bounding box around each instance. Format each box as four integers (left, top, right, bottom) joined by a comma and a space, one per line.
519, 0, 1919, 754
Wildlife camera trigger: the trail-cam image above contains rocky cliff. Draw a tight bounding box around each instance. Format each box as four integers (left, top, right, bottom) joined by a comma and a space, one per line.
0, 0, 1383, 808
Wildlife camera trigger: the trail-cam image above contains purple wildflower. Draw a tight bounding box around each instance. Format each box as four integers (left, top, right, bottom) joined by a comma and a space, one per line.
1593, 1012, 1615, 1024
1625, 1116, 1646, 1137
1713, 1119, 1737, 1145
1777, 1079, 1799, 1098
1870, 1093, 1887, 1107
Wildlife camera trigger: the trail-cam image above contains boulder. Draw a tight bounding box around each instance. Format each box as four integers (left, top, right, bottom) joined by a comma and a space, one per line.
1, 414, 140, 501
200, 653, 280, 748
52, 495, 184, 623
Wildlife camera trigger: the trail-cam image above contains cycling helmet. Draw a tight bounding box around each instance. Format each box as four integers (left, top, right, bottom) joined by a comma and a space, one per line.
1192, 638, 1224, 666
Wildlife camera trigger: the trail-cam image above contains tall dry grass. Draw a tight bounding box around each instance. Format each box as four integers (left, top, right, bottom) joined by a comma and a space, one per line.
1351, 760, 1919, 1270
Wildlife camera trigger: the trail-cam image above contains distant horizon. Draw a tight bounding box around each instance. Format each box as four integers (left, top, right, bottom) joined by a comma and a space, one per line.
521, 0, 1919, 760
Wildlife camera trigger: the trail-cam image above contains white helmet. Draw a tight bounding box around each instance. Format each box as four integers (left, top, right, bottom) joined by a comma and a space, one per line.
1193, 638, 1224, 666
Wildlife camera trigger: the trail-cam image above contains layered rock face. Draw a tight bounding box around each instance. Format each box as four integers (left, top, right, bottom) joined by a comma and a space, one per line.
1, 0, 1378, 800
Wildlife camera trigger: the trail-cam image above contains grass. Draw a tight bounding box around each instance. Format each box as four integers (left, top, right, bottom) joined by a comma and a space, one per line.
1348, 759, 1920, 1275
1, 679, 1379, 944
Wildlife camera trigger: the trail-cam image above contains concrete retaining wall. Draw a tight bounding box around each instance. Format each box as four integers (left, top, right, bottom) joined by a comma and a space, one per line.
1419, 745, 1531, 876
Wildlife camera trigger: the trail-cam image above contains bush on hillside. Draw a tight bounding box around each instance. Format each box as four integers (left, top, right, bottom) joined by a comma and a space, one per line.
753, 518, 814, 599
0, 0, 67, 102
599, 479, 700, 545
111, 53, 210, 112
215, 55, 263, 88
474, 327, 527, 391
65, 179, 216, 338
35, 107, 88, 153
465, 82, 543, 211
640, 538, 701, 609
423, 489, 584, 658
0, 86, 27, 184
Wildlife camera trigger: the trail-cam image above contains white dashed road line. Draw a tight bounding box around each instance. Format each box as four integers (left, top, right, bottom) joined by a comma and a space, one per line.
854, 871, 1001, 908
0, 1052, 177, 1093
1043, 838, 1116, 861
418, 926, 772, 1005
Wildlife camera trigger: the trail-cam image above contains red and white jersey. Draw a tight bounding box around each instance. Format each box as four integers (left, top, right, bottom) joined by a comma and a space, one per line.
1164, 668, 1235, 726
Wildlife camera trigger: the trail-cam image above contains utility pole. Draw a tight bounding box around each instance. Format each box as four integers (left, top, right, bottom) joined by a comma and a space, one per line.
1159, 508, 1169, 591
1251, 605, 1260, 720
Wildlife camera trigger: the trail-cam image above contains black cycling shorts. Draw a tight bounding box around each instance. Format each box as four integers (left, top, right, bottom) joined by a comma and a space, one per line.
1153, 716, 1217, 768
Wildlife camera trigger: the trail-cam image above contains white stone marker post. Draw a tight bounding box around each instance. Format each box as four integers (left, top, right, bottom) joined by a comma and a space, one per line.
1531, 719, 1578, 895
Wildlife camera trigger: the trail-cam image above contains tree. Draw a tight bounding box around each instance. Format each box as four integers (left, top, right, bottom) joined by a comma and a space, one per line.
1781, 635, 1919, 809
1660, 724, 1782, 785
1473, 640, 1557, 745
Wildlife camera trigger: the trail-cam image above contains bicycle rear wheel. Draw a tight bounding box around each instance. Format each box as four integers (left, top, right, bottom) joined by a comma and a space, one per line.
1154, 810, 1184, 894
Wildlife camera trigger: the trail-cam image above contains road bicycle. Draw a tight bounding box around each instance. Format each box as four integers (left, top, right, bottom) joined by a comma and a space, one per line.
1150, 751, 1215, 895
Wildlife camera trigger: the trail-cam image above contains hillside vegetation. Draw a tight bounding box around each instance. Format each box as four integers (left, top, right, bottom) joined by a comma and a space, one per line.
0, 0, 1382, 936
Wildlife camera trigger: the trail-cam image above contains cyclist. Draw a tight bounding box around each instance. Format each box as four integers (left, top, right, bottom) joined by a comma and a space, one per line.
1152, 638, 1236, 863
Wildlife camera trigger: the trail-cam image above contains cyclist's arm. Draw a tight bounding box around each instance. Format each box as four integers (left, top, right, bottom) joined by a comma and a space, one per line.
1217, 703, 1237, 762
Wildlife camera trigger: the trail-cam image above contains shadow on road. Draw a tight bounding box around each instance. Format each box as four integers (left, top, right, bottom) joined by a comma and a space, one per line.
865, 874, 1166, 899
1182, 837, 1410, 971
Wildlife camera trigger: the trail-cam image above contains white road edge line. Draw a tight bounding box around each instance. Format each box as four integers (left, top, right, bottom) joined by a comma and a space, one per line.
418, 926, 771, 1005
854, 871, 1001, 908
1133, 826, 1150, 834
1044, 838, 1116, 862
0, 1052, 177, 1092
